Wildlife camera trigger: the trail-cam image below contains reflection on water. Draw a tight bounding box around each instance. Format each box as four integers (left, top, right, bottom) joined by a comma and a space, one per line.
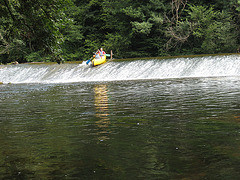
0, 78, 240, 179
234, 115, 240, 122
94, 84, 110, 141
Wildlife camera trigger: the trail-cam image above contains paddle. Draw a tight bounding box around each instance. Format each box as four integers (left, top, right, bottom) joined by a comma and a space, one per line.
99, 54, 110, 57
86, 58, 92, 65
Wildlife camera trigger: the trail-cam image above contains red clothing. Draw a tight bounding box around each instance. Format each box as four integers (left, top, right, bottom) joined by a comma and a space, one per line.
100, 50, 106, 55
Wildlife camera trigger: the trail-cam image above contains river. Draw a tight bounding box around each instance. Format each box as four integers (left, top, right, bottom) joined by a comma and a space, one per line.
0, 55, 240, 179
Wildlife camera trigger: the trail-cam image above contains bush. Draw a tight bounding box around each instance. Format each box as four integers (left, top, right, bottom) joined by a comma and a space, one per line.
26, 52, 43, 62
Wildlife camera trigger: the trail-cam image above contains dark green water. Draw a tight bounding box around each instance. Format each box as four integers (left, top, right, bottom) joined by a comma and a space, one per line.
0, 77, 240, 179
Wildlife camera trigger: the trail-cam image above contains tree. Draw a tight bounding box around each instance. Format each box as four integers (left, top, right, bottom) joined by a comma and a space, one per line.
187, 5, 238, 53
62, 0, 110, 61
165, 0, 191, 52
0, 0, 71, 64
102, 0, 167, 58
1, 0, 239, 63
165, 3, 238, 54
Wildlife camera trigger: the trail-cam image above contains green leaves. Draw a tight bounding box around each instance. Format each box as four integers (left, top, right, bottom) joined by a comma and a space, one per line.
0, 0, 71, 63
187, 5, 238, 53
237, 0, 240, 11
166, 3, 238, 54
131, 21, 153, 35
103, 33, 131, 58
1, 0, 240, 63
122, 6, 144, 19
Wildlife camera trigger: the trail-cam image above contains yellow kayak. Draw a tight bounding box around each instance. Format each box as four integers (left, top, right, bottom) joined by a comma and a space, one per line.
92, 55, 107, 67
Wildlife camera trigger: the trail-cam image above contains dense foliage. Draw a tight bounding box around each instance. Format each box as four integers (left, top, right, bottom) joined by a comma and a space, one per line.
1, 0, 240, 63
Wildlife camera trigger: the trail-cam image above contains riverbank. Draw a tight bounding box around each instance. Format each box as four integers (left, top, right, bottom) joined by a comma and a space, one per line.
46, 52, 240, 64
113, 53, 240, 62
1, 53, 239, 65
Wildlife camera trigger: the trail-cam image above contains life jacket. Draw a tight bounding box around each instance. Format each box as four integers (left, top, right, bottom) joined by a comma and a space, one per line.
100, 50, 106, 56
95, 51, 100, 58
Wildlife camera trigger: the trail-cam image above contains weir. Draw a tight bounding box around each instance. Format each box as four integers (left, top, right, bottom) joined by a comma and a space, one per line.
0, 55, 239, 84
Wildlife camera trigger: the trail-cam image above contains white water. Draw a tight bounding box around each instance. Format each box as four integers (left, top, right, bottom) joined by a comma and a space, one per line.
0, 55, 240, 84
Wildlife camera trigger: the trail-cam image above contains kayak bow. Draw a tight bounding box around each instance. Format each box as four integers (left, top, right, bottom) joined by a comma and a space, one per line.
92, 55, 107, 67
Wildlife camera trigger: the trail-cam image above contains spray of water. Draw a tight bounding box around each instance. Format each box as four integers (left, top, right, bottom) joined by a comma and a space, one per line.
0, 55, 239, 84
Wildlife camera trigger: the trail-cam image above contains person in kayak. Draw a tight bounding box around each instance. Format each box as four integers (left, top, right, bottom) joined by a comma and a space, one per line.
100, 48, 106, 56
95, 49, 101, 59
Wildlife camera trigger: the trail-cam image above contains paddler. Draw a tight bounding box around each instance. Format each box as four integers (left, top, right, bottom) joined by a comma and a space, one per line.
100, 48, 106, 56
95, 49, 101, 59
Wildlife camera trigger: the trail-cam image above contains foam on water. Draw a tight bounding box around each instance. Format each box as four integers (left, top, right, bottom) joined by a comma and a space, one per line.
0, 55, 240, 84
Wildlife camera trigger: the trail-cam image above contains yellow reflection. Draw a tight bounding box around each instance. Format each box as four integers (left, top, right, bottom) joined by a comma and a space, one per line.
94, 84, 110, 141
234, 115, 240, 122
